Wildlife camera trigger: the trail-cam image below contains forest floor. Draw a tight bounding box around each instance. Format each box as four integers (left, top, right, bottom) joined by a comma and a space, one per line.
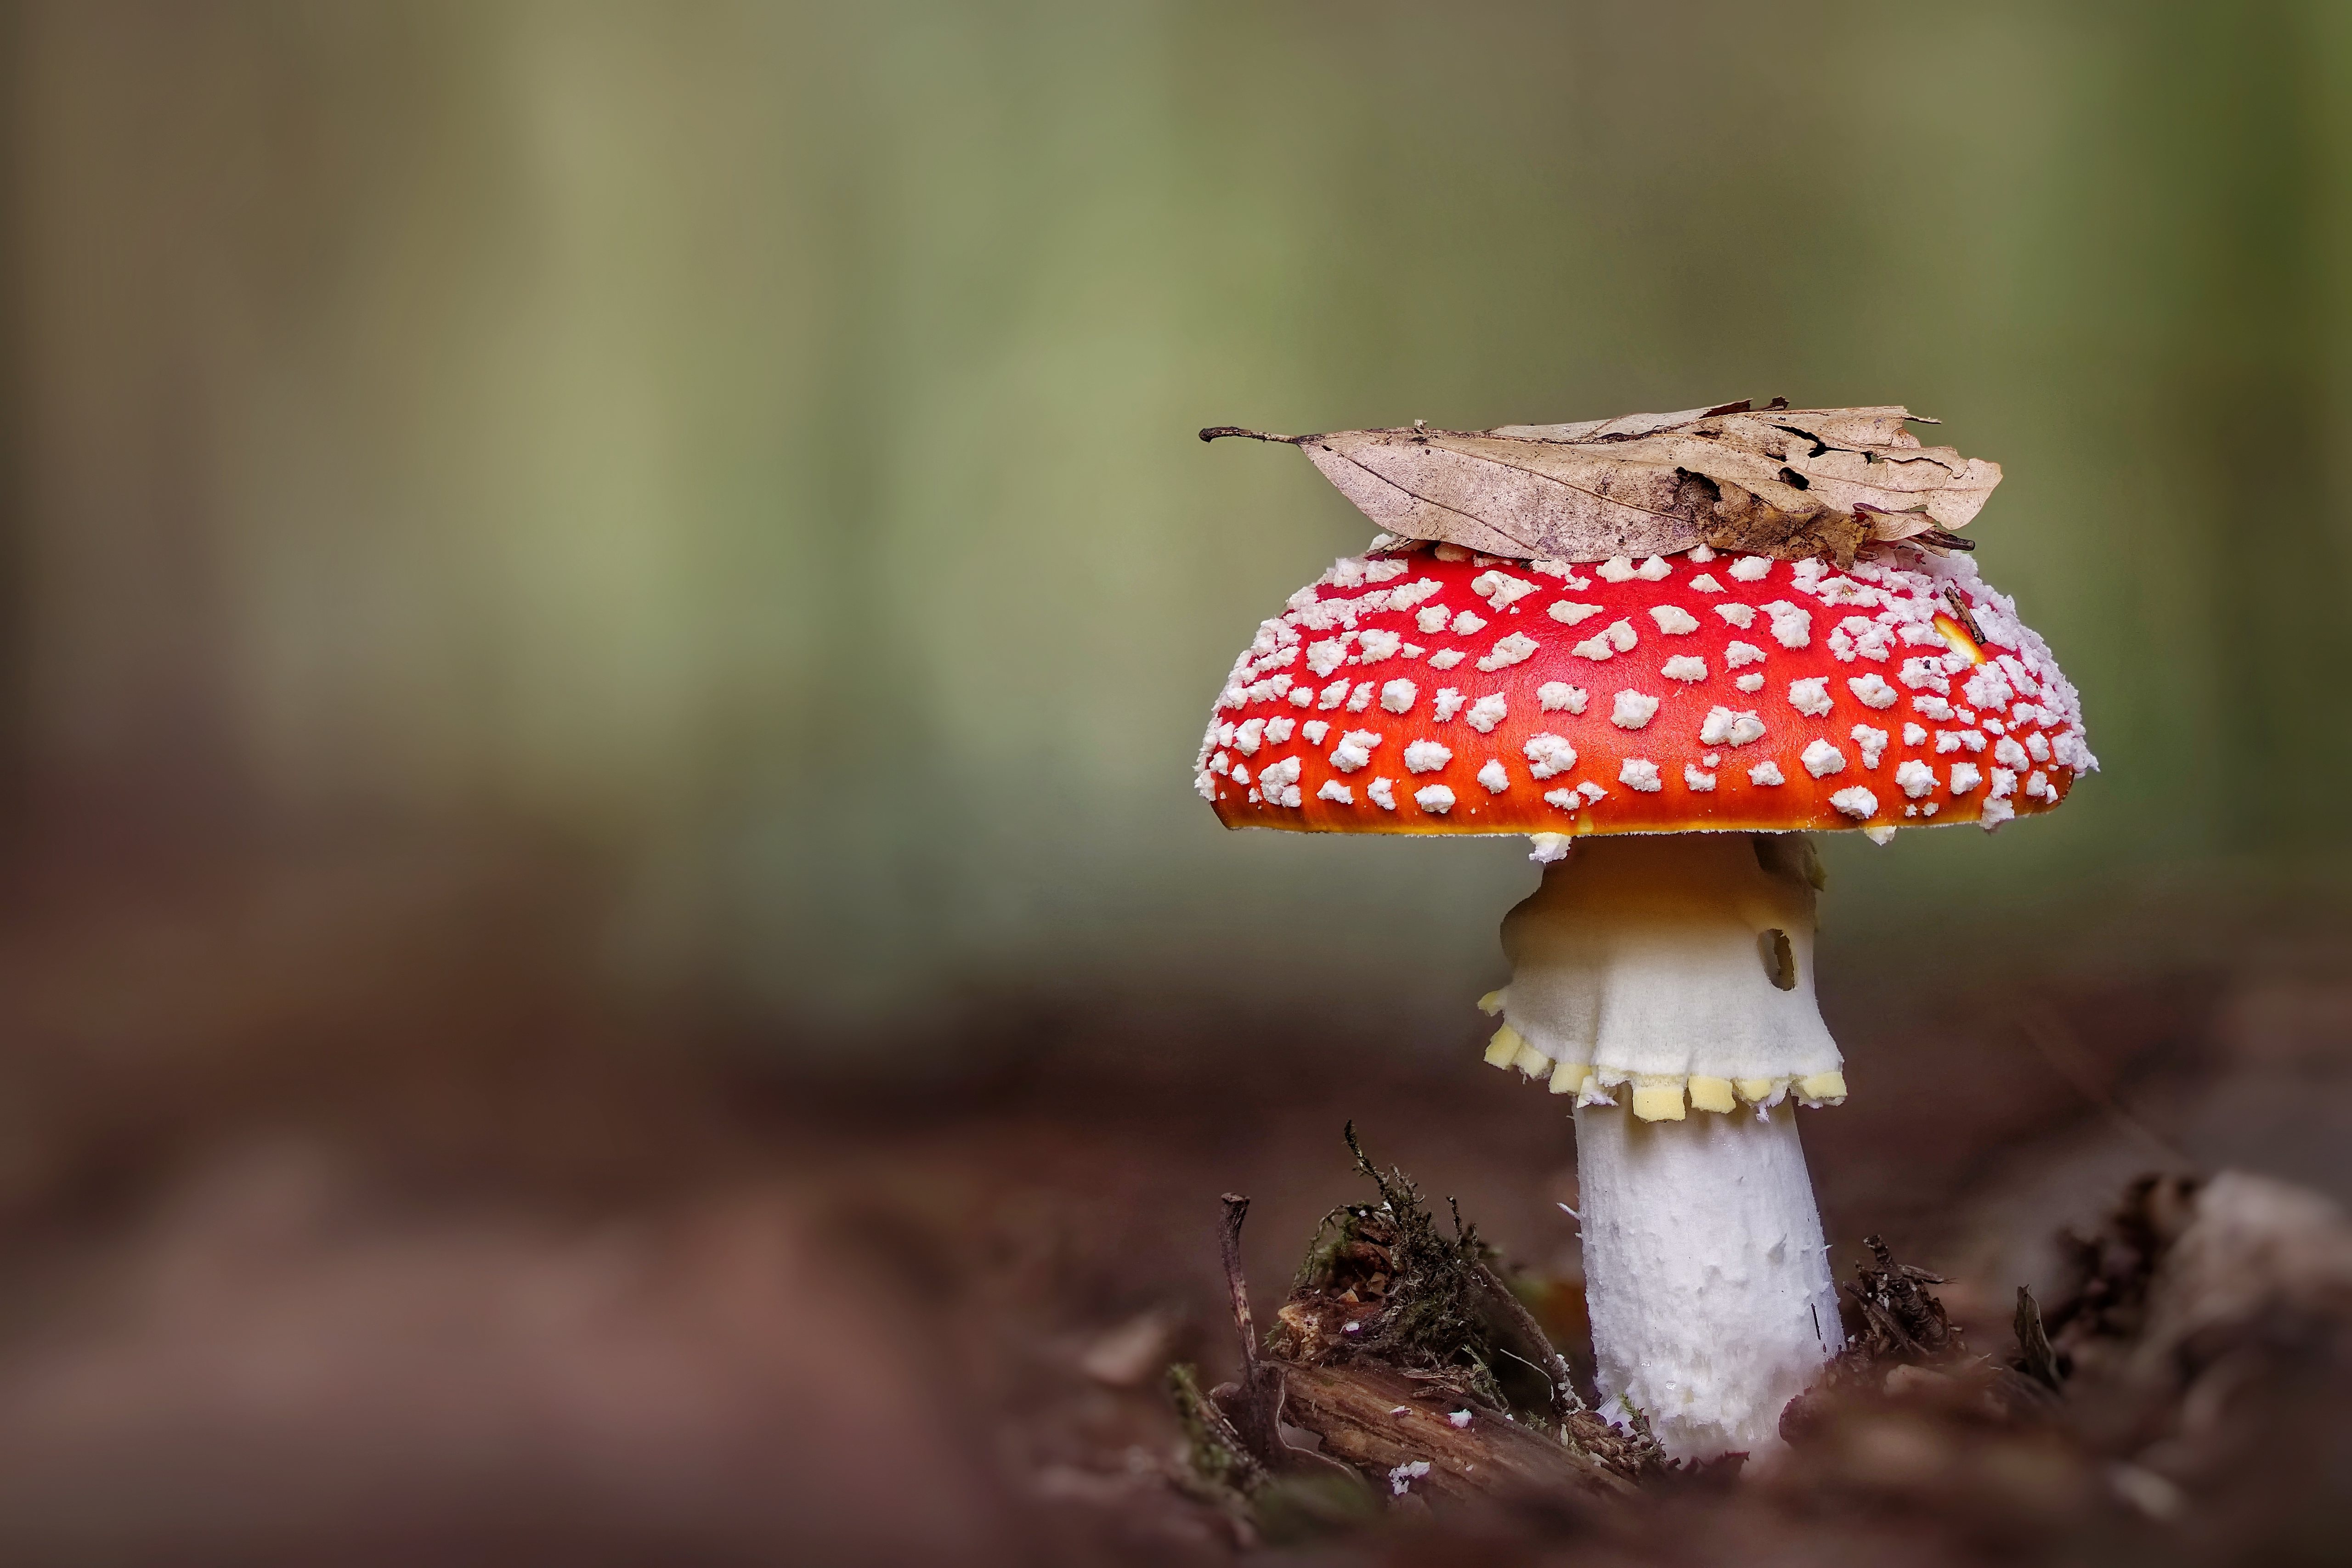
0, 834, 2344, 1564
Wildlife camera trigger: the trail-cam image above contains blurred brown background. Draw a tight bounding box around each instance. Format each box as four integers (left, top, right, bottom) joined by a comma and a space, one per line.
0, 2, 2347, 1562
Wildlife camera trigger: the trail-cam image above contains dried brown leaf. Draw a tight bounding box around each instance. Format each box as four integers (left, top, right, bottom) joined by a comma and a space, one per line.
1202, 401, 2001, 566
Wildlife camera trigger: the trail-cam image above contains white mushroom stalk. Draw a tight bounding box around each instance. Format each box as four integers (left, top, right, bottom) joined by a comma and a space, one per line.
1484, 832, 1847, 1459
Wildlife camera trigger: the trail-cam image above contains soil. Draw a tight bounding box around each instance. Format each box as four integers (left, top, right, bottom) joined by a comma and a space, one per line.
0, 832, 2346, 1563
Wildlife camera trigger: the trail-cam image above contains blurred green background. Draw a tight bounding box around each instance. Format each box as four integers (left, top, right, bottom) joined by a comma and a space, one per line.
9, 0, 2349, 1060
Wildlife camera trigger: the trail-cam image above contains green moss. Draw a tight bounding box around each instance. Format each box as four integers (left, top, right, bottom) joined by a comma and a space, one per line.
1277, 1122, 1538, 1417
1165, 1362, 1264, 1500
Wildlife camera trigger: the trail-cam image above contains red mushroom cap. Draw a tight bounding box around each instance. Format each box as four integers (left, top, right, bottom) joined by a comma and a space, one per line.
1195, 544, 2092, 837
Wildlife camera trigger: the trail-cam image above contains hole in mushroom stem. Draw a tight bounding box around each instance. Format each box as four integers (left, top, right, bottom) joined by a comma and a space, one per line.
1760, 928, 1797, 991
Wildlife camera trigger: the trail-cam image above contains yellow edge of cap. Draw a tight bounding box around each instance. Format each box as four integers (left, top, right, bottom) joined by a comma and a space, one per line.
1688, 1075, 1737, 1114
1630, 1083, 1687, 1122
1548, 1059, 1592, 1096
1798, 1070, 1849, 1102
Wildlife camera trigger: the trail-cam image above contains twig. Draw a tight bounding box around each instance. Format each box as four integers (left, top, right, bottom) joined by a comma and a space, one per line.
1218, 1196, 1256, 1372
1217, 1194, 1291, 1470
1470, 1261, 1586, 1422
1941, 585, 1987, 642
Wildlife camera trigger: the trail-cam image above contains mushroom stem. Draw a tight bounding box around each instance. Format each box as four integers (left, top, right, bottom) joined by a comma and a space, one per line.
1488, 833, 1849, 1458
1574, 1099, 1840, 1458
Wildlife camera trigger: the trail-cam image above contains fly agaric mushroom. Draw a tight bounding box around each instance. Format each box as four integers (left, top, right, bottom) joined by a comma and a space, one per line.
1194, 436, 2093, 1459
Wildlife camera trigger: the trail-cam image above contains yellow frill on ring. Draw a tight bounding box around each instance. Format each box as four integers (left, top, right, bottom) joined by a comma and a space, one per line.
1481, 1023, 1847, 1121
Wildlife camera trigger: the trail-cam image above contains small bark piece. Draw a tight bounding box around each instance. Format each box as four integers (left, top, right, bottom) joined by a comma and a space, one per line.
1844, 1235, 1962, 1361
2013, 1286, 2064, 1392
1203, 404, 1999, 564
1278, 1362, 1635, 1507
1781, 1235, 1983, 1444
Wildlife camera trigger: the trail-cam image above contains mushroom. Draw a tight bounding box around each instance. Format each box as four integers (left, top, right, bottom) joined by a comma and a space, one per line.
1196, 540, 2092, 1459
